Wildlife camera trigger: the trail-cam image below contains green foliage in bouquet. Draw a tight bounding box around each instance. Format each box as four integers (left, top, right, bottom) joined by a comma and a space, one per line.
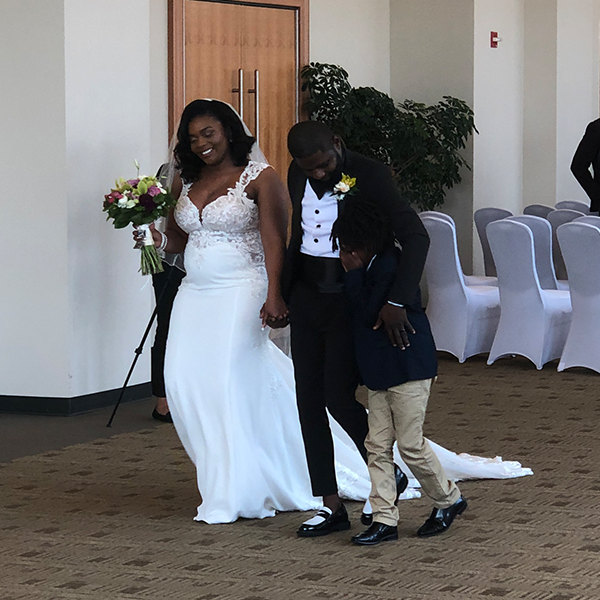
301, 63, 477, 211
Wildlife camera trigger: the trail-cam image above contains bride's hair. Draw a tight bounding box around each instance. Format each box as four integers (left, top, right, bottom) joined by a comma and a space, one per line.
174, 99, 256, 183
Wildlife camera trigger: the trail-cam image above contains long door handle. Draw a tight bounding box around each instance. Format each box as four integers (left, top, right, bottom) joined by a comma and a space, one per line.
231, 68, 244, 118
247, 70, 260, 145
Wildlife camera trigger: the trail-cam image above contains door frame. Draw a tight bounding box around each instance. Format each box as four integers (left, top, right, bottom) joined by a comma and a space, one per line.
168, 0, 309, 138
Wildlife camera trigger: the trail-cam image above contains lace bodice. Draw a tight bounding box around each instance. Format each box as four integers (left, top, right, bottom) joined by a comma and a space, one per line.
175, 161, 270, 270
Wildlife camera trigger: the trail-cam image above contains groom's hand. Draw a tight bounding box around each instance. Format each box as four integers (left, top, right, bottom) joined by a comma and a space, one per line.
374, 304, 415, 349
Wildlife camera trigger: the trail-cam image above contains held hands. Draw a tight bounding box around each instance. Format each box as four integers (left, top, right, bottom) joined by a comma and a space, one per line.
260, 293, 289, 328
132, 223, 162, 249
374, 303, 416, 350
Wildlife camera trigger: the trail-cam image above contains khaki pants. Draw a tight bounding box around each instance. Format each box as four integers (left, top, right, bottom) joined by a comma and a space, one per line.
366, 378, 461, 527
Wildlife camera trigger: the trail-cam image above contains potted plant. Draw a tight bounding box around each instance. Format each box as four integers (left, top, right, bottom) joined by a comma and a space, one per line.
301, 62, 477, 211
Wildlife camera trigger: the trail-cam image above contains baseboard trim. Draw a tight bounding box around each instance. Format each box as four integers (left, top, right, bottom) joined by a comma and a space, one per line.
0, 383, 152, 416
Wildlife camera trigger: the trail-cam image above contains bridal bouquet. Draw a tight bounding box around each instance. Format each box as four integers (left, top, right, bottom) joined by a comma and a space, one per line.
103, 162, 176, 275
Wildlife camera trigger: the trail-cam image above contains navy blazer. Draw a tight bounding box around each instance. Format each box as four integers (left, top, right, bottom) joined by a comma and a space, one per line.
344, 250, 438, 391
283, 150, 430, 304
571, 118, 600, 211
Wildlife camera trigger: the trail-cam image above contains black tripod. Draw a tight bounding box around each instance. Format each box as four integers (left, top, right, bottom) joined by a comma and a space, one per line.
106, 264, 178, 427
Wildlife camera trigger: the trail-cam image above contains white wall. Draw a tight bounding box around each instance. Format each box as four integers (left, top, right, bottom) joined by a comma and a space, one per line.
310, 0, 391, 93
556, 0, 600, 203
522, 0, 557, 208
0, 0, 71, 397
64, 0, 157, 397
473, 0, 524, 273
390, 0, 476, 271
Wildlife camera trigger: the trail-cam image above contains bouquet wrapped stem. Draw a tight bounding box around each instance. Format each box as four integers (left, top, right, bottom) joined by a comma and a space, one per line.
137, 224, 164, 276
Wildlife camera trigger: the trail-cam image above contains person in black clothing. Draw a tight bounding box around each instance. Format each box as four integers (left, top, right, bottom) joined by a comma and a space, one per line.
331, 199, 467, 546
284, 121, 426, 537
150, 263, 184, 422
135, 164, 185, 423
571, 118, 600, 211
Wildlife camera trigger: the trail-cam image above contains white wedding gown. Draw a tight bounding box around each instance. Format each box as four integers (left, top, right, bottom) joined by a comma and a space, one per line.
164, 162, 532, 524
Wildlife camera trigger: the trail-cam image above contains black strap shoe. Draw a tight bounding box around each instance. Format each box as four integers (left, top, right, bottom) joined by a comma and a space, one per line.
416, 496, 468, 537
352, 522, 398, 546
360, 511, 373, 526
297, 504, 351, 538
152, 408, 173, 423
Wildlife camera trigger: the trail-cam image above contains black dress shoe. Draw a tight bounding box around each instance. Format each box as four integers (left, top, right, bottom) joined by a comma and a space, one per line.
416, 496, 468, 537
297, 504, 351, 538
352, 522, 398, 546
360, 465, 409, 526
152, 408, 173, 423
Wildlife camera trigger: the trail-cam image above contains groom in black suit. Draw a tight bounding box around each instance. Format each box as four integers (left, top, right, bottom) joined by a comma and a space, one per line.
282, 121, 430, 537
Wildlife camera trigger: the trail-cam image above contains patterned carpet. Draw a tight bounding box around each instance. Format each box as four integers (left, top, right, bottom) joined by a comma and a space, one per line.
1, 354, 599, 600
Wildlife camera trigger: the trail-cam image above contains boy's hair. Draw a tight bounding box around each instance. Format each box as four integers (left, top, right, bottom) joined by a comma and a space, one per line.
331, 199, 395, 255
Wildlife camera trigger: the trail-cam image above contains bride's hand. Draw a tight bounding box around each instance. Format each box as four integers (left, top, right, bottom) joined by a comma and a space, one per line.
260, 293, 289, 327
132, 223, 162, 249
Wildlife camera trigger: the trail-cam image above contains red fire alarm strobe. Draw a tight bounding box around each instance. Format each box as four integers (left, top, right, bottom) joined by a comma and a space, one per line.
490, 31, 501, 48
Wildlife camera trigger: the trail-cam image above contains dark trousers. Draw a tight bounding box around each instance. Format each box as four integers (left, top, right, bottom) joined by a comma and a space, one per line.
289, 281, 369, 497
150, 263, 185, 397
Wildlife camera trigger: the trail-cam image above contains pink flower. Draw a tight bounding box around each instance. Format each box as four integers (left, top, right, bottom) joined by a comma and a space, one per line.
147, 185, 161, 197
127, 178, 140, 187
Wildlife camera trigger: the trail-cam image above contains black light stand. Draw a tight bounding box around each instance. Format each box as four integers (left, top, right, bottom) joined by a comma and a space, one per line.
106, 265, 176, 427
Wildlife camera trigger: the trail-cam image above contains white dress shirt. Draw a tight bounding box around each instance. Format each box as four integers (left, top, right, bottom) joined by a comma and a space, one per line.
300, 180, 340, 258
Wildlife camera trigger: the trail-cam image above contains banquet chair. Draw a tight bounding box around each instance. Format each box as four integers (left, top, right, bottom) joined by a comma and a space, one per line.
523, 204, 554, 218
419, 212, 497, 287
557, 222, 600, 373
506, 215, 565, 290
421, 216, 500, 362
474, 207, 512, 277
555, 200, 590, 214
574, 215, 600, 227
487, 220, 572, 370
419, 210, 454, 224
546, 209, 586, 281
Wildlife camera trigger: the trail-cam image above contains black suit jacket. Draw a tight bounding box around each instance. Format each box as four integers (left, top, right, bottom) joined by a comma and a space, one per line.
283, 150, 430, 305
571, 118, 600, 211
344, 250, 437, 391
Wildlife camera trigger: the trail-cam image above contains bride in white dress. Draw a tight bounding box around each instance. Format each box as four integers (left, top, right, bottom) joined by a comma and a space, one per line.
153, 99, 531, 525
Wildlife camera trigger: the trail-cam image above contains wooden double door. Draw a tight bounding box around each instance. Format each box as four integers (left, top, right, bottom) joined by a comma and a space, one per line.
170, 0, 308, 178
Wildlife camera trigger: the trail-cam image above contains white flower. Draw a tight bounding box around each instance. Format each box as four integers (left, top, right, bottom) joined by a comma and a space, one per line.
125, 198, 137, 209
334, 181, 350, 194
117, 197, 128, 208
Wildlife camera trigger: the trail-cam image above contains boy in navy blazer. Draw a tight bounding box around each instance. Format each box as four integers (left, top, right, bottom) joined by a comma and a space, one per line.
331, 199, 467, 546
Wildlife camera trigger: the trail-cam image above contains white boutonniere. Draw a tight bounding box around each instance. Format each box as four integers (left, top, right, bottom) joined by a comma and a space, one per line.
333, 173, 358, 200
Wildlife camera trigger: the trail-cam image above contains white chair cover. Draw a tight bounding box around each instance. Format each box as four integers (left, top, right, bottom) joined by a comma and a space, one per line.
523, 204, 554, 218
555, 200, 590, 214
421, 216, 500, 362
419, 210, 454, 224
487, 220, 571, 370
574, 215, 600, 227
474, 207, 513, 277
419, 212, 496, 287
547, 209, 586, 281
506, 215, 560, 290
557, 222, 600, 373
